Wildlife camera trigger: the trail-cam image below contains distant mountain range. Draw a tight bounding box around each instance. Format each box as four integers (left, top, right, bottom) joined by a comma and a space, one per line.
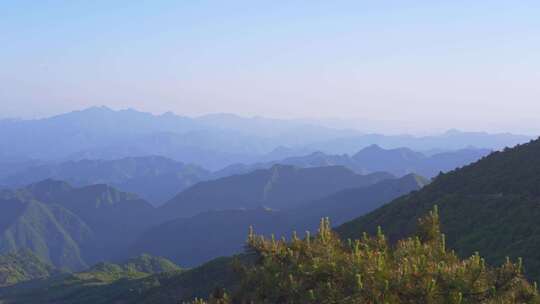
304, 128, 532, 154
215, 145, 491, 178
0, 107, 355, 169
0, 107, 530, 170
1, 156, 211, 205
0, 145, 490, 206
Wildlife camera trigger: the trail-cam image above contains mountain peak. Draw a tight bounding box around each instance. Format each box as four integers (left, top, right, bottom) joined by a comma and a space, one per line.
26, 179, 73, 195
309, 151, 327, 157
78, 106, 114, 114
363, 144, 384, 151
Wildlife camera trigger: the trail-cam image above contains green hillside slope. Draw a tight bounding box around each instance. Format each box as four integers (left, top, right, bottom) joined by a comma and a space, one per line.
337, 138, 540, 280
0, 255, 234, 304
0, 198, 93, 270
0, 251, 57, 287
0, 180, 158, 270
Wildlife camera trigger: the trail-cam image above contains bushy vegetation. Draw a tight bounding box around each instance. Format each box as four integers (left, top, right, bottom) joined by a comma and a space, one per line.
88, 254, 180, 276
0, 254, 243, 304
0, 250, 56, 287
0, 255, 183, 304
193, 208, 539, 303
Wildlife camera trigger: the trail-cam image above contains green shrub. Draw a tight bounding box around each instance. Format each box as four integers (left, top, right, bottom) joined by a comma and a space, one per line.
194, 207, 539, 304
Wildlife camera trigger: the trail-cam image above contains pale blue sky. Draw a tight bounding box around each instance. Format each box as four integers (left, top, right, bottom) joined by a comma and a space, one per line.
1, 1, 539, 133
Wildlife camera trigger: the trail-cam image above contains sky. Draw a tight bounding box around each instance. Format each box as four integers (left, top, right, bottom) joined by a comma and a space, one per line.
1, 1, 539, 134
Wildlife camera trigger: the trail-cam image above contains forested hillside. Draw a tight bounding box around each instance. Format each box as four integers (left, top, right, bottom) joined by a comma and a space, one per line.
337, 138, 540, 280
0, 197, 93, 270
0, 254, 183, 304
0, 181, 158, 270
0, 251, 57, 287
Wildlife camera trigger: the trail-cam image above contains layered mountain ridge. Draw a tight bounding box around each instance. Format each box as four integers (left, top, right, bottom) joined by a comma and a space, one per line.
131, 173, 427, 266
216, 145, 491, 178
0, 107, 528, 170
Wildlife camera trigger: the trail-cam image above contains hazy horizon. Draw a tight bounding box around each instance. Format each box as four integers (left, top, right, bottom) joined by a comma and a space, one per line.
2, 1, 539, 134
1, 105, 538, 137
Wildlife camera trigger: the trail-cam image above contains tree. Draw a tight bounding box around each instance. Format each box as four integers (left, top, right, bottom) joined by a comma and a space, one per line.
192, 207, 539, 303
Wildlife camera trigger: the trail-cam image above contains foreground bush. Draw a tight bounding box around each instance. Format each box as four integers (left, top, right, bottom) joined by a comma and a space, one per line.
193, 207, 539, 303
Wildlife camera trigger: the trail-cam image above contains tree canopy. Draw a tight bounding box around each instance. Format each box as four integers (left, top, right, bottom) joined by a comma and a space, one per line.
194, 207, 539, 303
